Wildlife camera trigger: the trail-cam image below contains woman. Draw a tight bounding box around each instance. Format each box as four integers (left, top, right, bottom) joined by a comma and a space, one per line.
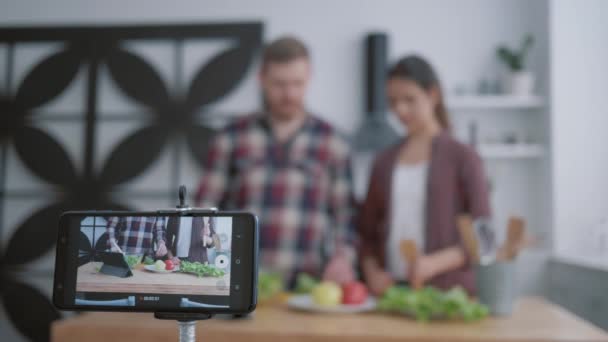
166, 216, 216, 264
358, 55, 490, 295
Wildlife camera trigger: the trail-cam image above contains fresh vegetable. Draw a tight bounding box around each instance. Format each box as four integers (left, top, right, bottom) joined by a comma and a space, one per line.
124, 255, 142, 269
341, 281, 368, 305
258, 272, 283, 302
294, 273, 319, 294
179, 261, 225, 277
377, 286, 488, 322
164, 259, 175, 271
154, 260, 166, 271
312, 281, 342, 306
143, 256, 156, 265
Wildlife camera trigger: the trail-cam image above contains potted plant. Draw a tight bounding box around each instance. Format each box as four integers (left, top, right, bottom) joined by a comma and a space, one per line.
497, 34, 535, 95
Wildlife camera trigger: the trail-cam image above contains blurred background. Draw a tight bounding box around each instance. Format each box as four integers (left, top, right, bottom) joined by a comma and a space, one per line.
0, 0, 607, 341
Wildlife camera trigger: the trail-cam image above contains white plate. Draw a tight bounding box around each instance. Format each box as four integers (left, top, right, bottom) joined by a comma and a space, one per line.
287, 294, 376, 314
143, 265, 180, 273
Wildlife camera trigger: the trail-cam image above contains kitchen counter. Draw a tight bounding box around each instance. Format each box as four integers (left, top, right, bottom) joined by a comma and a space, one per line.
77, 262, 230, 296
52, 297, 608, 342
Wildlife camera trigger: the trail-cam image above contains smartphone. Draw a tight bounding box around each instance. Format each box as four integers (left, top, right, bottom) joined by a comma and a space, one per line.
53, 210, 258, 315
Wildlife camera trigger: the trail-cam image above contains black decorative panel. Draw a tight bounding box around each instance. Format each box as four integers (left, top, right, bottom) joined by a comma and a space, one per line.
0, 22, 263, 341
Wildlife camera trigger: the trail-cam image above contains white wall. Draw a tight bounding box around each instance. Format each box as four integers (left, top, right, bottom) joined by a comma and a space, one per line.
550, 0, 608, 260
1, 0, 547, 134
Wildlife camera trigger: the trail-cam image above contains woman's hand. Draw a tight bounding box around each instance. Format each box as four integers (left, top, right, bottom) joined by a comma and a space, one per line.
203, 220, 211, 237
408, 247, 466, 288
362, 257, 394, 296
408, 255, 434, 289
408, 254, 438, 289
202, 235, 213, 246
366, 267, 394, 296
201, 221, 212, 244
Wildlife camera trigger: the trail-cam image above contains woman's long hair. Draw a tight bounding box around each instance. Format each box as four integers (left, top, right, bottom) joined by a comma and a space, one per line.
387, 55, 450, 130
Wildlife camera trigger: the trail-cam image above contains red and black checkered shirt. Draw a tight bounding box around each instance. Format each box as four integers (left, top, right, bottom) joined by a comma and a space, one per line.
106, 216, 166, 255
195, 113, 355, 280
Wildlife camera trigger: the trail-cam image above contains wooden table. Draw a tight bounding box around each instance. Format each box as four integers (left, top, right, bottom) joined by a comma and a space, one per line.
77, 262, 230, 296
52, 297, 608, 342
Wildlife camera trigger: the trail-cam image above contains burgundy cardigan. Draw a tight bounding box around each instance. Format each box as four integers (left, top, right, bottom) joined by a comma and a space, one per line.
166, 216, 216, 264
358, 132, 490, 294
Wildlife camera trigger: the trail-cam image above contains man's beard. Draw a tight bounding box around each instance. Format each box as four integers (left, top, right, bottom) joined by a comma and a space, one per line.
265, 100, 305, 121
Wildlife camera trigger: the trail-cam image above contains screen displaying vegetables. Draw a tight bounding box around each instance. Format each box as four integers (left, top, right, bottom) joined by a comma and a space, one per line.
154, 260, 166, 271
123, 255, 142, 269
143, 256, 156, 265
179, 261, 225, 277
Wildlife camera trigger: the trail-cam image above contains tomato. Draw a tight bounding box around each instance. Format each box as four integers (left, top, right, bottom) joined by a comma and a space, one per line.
164, 259, 175, 271
341, 281, 368, 305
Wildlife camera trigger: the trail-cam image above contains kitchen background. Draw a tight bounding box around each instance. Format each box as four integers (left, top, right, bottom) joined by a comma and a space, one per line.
0, 0, 607, 341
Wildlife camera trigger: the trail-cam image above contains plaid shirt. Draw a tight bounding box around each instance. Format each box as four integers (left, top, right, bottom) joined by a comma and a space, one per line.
195, 113, 354, 281
106, 216, 166, 255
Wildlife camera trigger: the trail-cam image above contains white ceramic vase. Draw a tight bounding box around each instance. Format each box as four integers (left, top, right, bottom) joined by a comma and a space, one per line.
504, 71, 535, 96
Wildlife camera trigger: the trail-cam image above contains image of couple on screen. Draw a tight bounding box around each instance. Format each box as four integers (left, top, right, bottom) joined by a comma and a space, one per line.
106, 216, 221, 265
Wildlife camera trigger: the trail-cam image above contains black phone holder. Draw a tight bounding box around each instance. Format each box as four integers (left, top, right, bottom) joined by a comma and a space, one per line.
154, 185, 216, 342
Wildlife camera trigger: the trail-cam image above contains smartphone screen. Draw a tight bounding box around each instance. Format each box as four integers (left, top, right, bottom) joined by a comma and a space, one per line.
53, 210, 258, 314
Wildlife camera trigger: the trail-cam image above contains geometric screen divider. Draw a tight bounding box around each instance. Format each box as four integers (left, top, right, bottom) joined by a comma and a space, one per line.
0, 22, 263, 341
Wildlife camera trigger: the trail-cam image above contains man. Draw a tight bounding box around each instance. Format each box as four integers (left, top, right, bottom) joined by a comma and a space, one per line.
107, 216, 168, 258
195, 36, 355, 286
165, 216, 216, 264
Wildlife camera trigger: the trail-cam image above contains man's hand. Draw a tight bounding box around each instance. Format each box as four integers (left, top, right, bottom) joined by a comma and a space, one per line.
322, 254, 355, 285
156, 241, 168, 257
109, 238, 122, 253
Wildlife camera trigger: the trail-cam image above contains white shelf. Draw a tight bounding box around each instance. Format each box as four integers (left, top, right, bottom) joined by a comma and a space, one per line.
447, 95, 544, 109
478, 144, 544, 159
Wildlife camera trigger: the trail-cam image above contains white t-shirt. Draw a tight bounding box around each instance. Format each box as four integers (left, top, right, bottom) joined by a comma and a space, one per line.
176, 217, 193, 258
386, 162, 428, 281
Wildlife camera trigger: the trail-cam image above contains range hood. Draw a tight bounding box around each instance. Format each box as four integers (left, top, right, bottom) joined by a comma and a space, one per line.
353, 32, 400, 151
